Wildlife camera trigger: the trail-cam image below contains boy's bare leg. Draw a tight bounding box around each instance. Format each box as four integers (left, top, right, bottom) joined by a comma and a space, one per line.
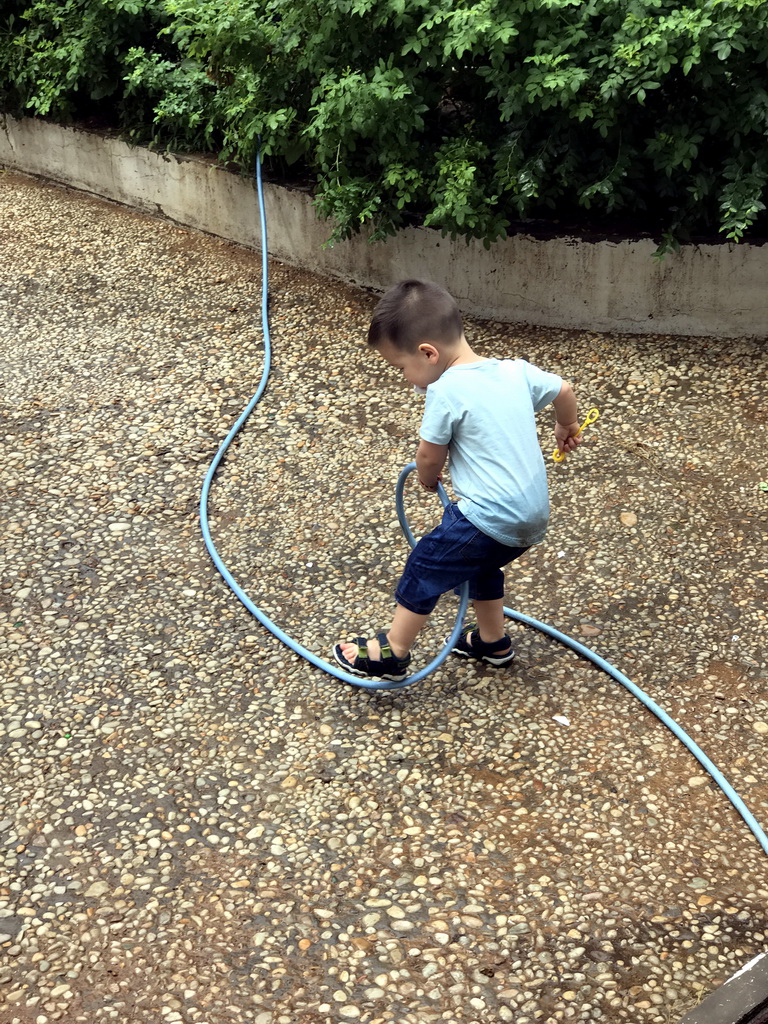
387, 605, 429, 658
473, 598, 508, 645
339, 605, 428, 662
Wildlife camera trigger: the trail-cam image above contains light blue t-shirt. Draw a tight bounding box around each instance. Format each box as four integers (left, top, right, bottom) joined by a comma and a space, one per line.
419, 359, 563, 547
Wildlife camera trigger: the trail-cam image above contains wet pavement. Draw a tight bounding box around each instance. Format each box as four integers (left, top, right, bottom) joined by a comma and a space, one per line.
1, 170, 767, 1024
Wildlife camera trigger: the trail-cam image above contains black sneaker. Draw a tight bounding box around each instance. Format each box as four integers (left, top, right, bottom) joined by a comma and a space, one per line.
448, 624, 515, 666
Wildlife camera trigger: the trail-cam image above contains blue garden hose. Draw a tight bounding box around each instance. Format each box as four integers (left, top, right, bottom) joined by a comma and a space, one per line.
199, 152, 469, 692
199, 148, 768, 856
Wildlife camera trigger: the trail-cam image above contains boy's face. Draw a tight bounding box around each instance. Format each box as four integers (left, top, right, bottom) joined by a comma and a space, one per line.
377, 340, 444, 390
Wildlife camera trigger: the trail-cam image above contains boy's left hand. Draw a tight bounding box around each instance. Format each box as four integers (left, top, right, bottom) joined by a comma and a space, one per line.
418, 473, 442, 492
554, 420, 583, 455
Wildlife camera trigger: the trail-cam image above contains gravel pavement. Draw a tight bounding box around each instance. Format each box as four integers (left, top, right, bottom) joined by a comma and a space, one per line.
1, 171, 767, 1024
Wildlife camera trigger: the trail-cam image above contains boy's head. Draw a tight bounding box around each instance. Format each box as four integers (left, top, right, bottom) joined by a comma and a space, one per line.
367, 280, 464, 389
368, 279, 463, 353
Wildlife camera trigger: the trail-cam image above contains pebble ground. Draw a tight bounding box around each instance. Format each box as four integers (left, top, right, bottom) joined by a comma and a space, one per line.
1, 170, 767, 1024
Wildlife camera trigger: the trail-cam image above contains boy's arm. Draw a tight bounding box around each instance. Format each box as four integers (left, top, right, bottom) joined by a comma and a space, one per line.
552, 381, 582, 455
416, 439, 449, 491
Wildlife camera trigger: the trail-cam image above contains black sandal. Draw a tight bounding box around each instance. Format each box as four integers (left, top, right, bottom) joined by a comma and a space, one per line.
448, 624, 515, 666
332, 632, 412, 681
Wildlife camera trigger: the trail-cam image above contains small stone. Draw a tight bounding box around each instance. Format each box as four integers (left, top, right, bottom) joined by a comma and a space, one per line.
752, 721, 768, 735
579, 623, 602, 637
620, 512, 638, 527
385, 905, 405, 919
84, 880, 110, 898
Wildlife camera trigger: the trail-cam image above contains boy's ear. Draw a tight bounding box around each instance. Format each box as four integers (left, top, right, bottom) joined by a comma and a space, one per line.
418, 343, 440, 361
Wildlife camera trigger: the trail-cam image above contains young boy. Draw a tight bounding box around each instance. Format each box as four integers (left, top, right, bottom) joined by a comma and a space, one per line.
333, 279, 582, 682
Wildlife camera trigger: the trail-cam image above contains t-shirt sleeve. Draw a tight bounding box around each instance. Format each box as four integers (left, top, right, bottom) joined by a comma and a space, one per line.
520, 360, 563, 412
419, 386, 455, 445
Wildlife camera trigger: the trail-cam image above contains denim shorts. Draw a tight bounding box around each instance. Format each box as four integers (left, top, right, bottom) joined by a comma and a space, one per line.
395, 503, 529, 616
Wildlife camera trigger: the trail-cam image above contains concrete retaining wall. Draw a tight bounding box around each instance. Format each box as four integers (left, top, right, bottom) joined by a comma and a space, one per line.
2, 114, 765, 338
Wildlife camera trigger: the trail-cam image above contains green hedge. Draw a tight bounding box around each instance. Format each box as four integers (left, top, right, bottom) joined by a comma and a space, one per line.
3, 0, 768, 252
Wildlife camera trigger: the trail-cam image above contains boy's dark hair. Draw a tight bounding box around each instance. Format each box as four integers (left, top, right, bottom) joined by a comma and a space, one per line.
367, 279, 463, 351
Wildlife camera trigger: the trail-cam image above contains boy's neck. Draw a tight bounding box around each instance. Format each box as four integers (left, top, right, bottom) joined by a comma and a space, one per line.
442, 336, 485, 371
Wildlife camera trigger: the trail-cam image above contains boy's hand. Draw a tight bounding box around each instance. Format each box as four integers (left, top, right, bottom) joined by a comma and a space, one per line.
418, 473, 442, 492
554, 420, 583, 455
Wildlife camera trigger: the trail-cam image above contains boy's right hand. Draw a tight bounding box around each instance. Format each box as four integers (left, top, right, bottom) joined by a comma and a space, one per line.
554, 420, 583, 456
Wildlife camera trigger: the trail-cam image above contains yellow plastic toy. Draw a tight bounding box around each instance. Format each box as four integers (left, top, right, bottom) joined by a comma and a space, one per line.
552, 407, 600, 462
